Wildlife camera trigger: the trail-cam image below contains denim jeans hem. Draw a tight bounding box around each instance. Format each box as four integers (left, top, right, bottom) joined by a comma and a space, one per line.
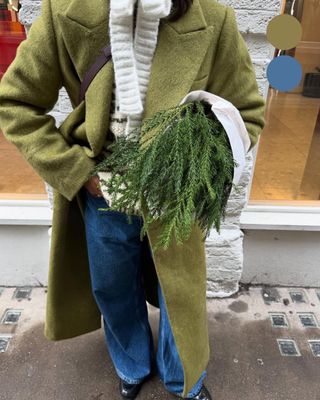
115, 367, 146, 385
170, 370, 207, 398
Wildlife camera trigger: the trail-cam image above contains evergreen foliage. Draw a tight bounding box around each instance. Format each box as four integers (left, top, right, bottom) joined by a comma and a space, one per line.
90, 100, 238, 252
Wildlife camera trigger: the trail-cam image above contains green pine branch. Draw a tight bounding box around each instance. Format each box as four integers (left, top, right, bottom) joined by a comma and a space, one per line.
90, 100, 238, 253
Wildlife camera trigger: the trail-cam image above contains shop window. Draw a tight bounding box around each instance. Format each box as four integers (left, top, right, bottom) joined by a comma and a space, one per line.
0, 0, 24, 79
0, 1, 47, 199
0, 0, 319, 203
250, 0, 320, 205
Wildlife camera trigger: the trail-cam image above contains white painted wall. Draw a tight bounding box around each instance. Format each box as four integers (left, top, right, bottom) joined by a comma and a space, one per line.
242, 230, 320, 288
0, 225, 49, 287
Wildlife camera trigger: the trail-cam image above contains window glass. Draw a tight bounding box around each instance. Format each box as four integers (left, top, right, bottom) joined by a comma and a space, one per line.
1, 0, 319, 203
0, 1, 47, 199
250, 0, 320, 205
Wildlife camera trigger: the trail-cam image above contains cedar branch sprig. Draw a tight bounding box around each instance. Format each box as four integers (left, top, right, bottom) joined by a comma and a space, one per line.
90, 100, 238, 252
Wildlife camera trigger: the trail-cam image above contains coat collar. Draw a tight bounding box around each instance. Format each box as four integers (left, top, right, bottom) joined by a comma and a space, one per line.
61, 0, 208, 34
56, 0, 214, 155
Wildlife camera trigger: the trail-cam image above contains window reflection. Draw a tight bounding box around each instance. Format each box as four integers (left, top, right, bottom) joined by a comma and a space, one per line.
251, 0, 320, 204
0, 1, 47, 199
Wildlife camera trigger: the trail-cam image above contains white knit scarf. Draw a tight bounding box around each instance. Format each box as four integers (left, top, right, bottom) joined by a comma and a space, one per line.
109, 0, 173, 137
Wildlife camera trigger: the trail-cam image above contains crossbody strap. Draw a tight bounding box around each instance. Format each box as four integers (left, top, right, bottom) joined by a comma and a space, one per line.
77, 44, 112, 106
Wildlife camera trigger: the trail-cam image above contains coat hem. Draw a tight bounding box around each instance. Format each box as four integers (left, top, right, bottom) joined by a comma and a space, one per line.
141, 206, 210, 398
43, 319, 102, 341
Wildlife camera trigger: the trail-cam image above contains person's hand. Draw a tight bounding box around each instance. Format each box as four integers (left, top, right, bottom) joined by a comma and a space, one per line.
83, 175, 103, 197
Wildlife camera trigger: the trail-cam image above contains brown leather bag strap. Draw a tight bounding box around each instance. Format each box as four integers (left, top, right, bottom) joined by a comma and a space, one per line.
77, 44, 112, 106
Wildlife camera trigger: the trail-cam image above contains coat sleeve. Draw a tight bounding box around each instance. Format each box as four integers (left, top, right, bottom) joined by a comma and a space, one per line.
0, 0, 96, 201
206, 6, 266, 153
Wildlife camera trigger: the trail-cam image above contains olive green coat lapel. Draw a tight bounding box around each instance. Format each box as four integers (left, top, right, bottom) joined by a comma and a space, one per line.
56, 0, 214, 155
56, 1, 114, 157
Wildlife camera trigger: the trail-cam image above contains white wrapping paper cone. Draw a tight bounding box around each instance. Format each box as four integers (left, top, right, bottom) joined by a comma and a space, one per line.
179, 90, 251, 186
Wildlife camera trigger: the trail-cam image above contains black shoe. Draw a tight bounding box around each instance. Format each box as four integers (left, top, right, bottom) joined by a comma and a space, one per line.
174, 384, 212, 400
119, 378, 143, 399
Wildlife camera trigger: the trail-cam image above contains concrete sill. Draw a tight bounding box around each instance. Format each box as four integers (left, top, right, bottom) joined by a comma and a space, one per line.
1, 200, 320, 231
0, 199, 52, 226
241, 204, 320, 231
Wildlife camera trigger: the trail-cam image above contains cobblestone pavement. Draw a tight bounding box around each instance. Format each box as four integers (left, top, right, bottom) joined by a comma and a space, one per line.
0, 285, 319, 400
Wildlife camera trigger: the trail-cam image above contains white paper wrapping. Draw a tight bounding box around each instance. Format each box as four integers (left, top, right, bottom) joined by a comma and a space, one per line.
179, 90, 251, 186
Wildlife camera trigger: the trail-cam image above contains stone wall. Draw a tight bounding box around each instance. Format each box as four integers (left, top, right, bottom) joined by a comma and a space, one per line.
206, 0, 282, 297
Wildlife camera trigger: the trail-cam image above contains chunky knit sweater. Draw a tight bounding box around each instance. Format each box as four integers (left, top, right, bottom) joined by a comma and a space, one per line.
96, 3, 138, 194
109, 0, 172, 135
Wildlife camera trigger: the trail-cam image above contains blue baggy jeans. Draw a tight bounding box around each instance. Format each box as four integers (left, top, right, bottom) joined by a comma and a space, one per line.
82, 187, 207, 398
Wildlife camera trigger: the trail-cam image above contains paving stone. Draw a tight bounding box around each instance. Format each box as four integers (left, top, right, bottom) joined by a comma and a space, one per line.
12, 288, 32, 301
269, 312, 288, 327
1, 309, 22, 325
277, 339, 301, 356
0, 335, 11, 353
289, 290, 306, 303
298, 313, 318, 328
261, 287, 281, 304
308, 340, 320, 357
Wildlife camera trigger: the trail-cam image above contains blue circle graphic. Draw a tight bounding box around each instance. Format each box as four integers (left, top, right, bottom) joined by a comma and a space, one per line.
267, 55, 302, 92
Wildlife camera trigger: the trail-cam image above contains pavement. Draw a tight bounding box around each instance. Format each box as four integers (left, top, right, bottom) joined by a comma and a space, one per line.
0, 284, 319, 400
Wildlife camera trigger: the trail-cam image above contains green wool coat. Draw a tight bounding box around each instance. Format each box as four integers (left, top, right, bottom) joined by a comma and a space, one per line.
0, 0, 266, 396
